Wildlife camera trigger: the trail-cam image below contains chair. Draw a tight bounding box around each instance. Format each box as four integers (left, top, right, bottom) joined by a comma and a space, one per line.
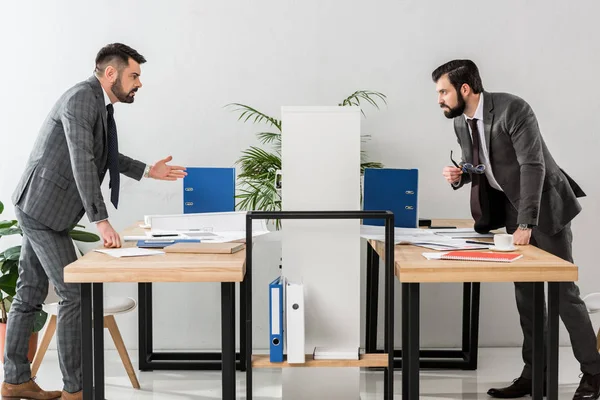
582, 293, 600, 351
31, 296, 140, 389
31, 244, 141, 389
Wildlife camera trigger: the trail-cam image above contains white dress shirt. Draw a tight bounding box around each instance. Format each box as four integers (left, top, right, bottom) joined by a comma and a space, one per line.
94, 78, 150, 224
464, 94, 503, 191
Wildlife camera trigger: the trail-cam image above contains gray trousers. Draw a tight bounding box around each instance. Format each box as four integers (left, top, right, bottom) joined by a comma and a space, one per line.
501, 196, 600, 379
4, 207, 81, 392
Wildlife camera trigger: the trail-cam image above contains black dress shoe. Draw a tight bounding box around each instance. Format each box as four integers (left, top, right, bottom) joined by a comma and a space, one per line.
573, 373, 600, 400
488, 376, 546, 398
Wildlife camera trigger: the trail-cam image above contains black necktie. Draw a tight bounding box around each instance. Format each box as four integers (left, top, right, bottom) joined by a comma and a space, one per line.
467, 118, 482, 222
106, 104, 120, 209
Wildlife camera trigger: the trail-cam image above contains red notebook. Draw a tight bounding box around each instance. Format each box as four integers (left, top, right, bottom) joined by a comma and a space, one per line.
440, 251, 523, 263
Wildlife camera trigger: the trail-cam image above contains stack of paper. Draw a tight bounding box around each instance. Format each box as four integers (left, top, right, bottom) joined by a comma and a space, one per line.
313, 347, 360, 360
359, 226, 490, 250
94, 248, 165, 258
144, 211, 271, 243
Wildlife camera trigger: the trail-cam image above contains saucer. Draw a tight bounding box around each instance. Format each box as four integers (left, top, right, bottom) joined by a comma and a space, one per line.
489, 246, 517, 252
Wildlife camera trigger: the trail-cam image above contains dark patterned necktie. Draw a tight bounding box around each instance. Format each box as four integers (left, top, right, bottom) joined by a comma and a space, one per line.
106, 104, 120, 209
467, 118, 482, 222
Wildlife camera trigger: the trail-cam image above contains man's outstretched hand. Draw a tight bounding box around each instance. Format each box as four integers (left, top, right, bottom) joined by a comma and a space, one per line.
149, 156, 187, 181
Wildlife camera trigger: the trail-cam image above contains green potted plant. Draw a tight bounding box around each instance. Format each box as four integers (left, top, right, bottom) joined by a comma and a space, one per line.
228, 90, 386, 226
0, 200, 100, 362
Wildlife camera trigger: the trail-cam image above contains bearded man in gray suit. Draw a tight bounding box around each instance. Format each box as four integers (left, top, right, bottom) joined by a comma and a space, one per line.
1, 43, 186, 400
434, 59, 600, 400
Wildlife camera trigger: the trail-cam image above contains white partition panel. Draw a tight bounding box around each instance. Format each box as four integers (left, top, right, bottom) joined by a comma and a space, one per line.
281, 107, 361, 399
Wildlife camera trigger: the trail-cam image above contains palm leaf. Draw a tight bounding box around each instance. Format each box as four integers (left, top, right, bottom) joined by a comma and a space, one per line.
339, 91, 387, 116
69, 230, 100, 243
361, 162, 385, 173
2, 246, 21, 261
256, 131, 282, 146
0, 220, 16, 230
236, 147, 281, 178
226, 103, 282, 132
0, 201, 3, 215
0, 226, 21, 237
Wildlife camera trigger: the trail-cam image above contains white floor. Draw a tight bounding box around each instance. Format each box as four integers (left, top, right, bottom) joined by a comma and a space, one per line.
9, 347, 586, 399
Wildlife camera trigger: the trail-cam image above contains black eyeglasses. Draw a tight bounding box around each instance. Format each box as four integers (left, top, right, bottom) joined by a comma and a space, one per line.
450, 150, 486, 174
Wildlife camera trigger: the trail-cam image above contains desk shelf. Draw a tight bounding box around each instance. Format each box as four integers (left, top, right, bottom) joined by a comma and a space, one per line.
252, 353, 388, 368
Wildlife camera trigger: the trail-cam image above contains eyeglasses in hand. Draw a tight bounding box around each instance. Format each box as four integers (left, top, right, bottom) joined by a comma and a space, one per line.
450, 150, 485, 175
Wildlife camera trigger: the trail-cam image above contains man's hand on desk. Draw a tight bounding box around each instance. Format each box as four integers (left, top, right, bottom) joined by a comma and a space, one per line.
96, 220, 122, 248
442, 166, 463, 184
513, 228, 532, 246
149, 155, 187, 181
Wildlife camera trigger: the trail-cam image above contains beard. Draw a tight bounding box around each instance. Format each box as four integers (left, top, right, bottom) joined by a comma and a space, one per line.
441, 92, 466, 119
111, 76, 137, 104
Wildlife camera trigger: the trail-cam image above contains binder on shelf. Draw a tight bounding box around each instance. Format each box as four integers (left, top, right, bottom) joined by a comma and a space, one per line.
285, 281, 305, 364
269, 276, 285, 363
363, 168, 419, 228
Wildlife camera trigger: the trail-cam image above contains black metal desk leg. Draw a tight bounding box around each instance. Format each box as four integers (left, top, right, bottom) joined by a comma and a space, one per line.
239, 280, 247, 372
383, 220, 394, 400
463, 282, 481, 369
245, 220, 253, 400
81, 283, 93, 400
365, 243, 380, 354
547, 282, 560, 400
138, 283, 153, 371
92, 283, 105, 400
221, 282, 236, 400
408, 283, 420, 400
532, 282, 545, 400
402, 283, 409, 398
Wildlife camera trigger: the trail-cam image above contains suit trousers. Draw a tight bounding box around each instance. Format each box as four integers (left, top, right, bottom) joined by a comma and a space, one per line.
499, 193, 600, 378
4, 207, 81, 392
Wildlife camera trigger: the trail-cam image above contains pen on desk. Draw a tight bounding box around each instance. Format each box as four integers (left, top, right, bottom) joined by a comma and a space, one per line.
466, 240, 492, 245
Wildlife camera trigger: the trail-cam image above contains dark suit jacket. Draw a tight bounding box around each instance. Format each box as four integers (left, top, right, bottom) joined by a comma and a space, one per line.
13, 76, 145, 231
453, 91, 584, 236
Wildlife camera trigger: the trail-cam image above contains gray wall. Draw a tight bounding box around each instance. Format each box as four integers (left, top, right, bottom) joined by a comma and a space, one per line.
1, 0, 599, 351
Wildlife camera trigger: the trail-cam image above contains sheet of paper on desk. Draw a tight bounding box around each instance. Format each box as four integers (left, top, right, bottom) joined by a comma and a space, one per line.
433, 229, 495, 238
147, 230, 270, 243
147, 211, 269, 234
360, 225, 491, 250
413, 242, 490, 251
422, 252, 444, 260
94, 248, 165, 258
360, 225, 437, 243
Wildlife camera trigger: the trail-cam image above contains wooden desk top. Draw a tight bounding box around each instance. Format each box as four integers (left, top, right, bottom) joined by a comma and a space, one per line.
64, 223, 246, 283
371, 219, 578, 283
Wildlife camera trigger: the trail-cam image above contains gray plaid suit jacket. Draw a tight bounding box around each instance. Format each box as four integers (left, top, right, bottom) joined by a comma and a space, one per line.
452, 91, 585, 236
12, 76, 145, 231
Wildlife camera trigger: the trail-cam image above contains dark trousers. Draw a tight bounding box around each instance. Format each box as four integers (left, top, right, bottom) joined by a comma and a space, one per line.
497, 191, 600, 378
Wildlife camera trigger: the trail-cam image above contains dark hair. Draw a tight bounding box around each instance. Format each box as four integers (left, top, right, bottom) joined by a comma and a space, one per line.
95, 43, 146, 75
432, 60, 484, 94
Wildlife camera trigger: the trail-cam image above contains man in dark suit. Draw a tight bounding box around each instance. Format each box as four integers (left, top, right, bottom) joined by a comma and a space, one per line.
1, 43, 186, 400
434, 59, 600, 399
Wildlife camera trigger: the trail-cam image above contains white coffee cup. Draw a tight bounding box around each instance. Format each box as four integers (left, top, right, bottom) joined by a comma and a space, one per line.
144, 215, 152, 227
494, 234, 514, 250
